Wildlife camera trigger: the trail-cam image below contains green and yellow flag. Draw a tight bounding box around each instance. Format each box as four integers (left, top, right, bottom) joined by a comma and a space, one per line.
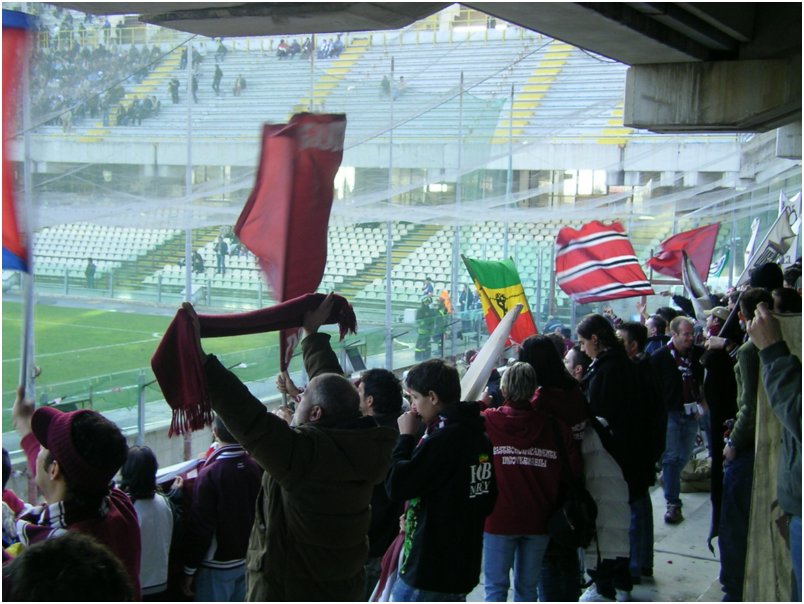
462, 255, 538, 344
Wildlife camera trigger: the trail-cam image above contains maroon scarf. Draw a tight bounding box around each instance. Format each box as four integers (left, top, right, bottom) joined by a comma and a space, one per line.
151, 293, 356, 436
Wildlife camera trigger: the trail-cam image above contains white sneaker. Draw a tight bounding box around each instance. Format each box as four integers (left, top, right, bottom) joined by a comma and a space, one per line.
579, 584, 615, 602
615, 588, 632, 602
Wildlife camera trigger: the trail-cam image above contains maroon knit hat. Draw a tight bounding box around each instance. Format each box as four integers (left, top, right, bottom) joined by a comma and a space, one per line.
31, 407, 120, 494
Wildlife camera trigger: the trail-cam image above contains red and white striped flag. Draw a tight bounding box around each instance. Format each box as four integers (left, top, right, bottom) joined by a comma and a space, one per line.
555, 221, 654, 303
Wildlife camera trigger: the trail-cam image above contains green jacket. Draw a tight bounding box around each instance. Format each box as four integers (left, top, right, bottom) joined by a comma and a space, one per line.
729, 341, 760, 452
206, 333, 397, 601
758, 340, 801, 517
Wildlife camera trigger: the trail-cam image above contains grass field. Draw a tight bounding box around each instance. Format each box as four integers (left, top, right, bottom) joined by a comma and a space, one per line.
2, 302, 282, 428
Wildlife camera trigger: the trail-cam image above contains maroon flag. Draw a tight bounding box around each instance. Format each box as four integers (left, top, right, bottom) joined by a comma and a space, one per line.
235, 113, 346, 369
555, 221, 654, 303
646, 223, 719, 281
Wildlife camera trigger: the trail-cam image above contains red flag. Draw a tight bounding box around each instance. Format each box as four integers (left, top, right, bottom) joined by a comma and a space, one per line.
646, 223, 719, 281
235, 113, 346, 369
2, 10, 31, 272
555, 221, 654, 303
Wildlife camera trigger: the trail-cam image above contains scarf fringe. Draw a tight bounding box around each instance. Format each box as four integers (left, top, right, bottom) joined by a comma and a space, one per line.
168, 397, 215, 437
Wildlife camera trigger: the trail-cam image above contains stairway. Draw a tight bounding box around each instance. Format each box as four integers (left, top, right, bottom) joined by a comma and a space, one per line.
491, 40, 573, 144
338, 223, 442, 303
112, 226, 221, 289
292, 37, 371, 116
78, 47, 182, 143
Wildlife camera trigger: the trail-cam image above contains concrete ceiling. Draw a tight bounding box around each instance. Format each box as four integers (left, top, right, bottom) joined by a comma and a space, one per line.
54, 2, 801, 66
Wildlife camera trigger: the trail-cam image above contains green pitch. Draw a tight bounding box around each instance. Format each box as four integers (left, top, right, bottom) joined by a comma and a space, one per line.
2, 302, 281, 428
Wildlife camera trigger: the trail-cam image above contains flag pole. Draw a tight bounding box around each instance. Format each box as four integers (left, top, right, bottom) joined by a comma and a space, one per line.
450, 71, 464, 358
183, 44, 194, 461
19, 26, 35, 398
384, 56, 394, 370
503, 83, 513, 259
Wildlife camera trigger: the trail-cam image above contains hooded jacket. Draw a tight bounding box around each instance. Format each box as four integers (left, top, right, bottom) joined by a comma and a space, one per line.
385, 401, 496, 595
205, 333, 397, 601
482, 404, 580, 535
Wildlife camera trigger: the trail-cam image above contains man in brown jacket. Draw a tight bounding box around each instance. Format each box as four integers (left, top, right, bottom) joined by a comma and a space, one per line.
187, 295, 397, 601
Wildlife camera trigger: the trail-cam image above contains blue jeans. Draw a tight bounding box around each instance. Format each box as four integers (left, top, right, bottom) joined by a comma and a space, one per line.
483, 532, 550, 601
791, 515, 802, 602
537, 543, 582, 602
718, 450, 753, 601
662, 410, 699, 506
629, 492, 654, 576
390, 578, 466, 602
193, 565, 246, 602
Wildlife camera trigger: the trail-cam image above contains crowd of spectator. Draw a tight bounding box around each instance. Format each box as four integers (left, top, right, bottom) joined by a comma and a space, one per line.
276, 34, 344, 59
24, 6, 168, 131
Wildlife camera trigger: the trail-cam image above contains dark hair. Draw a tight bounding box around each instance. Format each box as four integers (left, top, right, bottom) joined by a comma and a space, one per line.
749, 262, 784, 290
654, 306, 679, 324
64, 412, 128, 517
784, 265, 802, 287
772, 287, 802, 313
308, 374, 361, 426
647, 314, 667, 335
405, 359, 461, 405
213, 415, 236, 445
568, 344, 592, 376
3, 532, 134, 601
360, 369, 403, 417
2, 448, 10, 490
617, 321, 647, 352
545, 333, 565, 357
576, 313, 622, 351
119, 446, 158, 501
740, 287, 774, 320
519, 335, 577, 390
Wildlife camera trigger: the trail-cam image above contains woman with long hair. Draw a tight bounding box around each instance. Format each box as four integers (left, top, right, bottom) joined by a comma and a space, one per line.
120, 446, 175, 600
519, 335, 589, 601
575, 314, 655, 602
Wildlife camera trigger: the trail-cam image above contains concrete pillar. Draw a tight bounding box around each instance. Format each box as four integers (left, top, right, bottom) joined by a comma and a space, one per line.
624, 55, 802, 132
776, 121, 802, 159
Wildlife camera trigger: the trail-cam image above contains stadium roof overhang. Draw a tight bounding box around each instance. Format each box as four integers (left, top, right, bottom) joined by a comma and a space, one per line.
52, 2, 802, 136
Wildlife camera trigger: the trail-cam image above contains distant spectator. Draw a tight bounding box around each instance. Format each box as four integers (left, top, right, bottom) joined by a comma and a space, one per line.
192, 251, 205, 274
3, 532, 135, 601
85, 257, 96, 288
392, 75, 406, 100
288, 39, 301, 58
276, 39, 289, 59
213, 235, 228, 274
212, 65, 223, 95
191, 73, 199, 103
422, 276, 434, 297
179, 47, 187, 69
301, 37, 313, 59
233, 74, 244, 97
169, 77, 180, 103
215, 40, 227, 63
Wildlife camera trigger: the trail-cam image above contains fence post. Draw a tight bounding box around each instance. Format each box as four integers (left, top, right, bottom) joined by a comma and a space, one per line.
136, 370, 146, 446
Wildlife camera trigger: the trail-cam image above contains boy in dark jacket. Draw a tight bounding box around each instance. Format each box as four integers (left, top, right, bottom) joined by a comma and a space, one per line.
386, 359, 497, 601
